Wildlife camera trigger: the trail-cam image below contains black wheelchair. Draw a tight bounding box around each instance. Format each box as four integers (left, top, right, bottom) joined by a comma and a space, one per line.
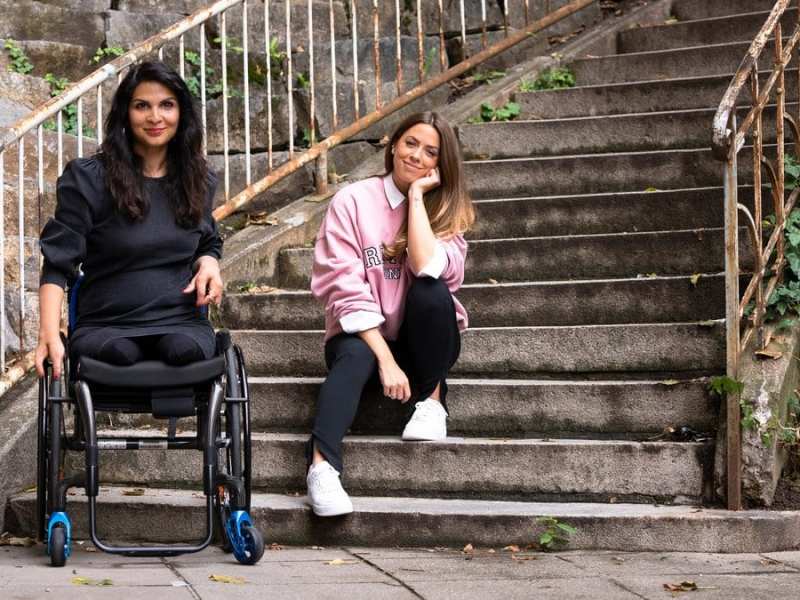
36, 282, 265, 567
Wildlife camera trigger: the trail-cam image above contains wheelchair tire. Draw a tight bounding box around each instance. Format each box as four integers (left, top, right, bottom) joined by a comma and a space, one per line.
238, 524, 264, 565
49, 525, 67, 568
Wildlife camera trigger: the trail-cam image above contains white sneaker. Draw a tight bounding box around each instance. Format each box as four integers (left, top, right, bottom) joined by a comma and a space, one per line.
401, 398, 447, 441
306, 461, 353, 517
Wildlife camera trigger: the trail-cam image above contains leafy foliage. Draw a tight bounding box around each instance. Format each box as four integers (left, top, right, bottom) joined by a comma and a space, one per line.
4, 39, 33, 74
708, 375, 744, 398
467, 101, 521, 124
535, 517, 577, 550
471, 69, 506, 85
91, 45, 125, 65
521, 66, 576, 92
41, 73, 94, 138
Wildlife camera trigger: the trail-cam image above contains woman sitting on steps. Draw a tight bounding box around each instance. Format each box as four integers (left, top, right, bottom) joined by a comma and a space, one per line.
306, 111, 475, 516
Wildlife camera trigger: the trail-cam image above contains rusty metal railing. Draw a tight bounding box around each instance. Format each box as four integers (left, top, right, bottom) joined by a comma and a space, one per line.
712, 0, 800, 510
0, 0, 594, 384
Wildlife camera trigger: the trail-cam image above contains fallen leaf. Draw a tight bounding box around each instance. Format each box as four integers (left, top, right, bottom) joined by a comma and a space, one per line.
462, 543, 474, 554
247, 211, 279, 226
208, 574, 246, 584
697, 320, 718, 328
663, 581, 697, 592
612, 556, 625, 564
755, 348, 783, 360
660, 379, 680, 386
609, 496, 617, 504
122, 488, 145, 496
511, 554, 538, 561
761, 557, 782, 565
644, 186, 659, 192
310, 545, 325, 550
71, 577, 113, 586
488, 278, 499, 285
269, 543, 283, 551
502, 545, 520, 553
689, 273, 701, 287
325, 559, 358, 566
487, 549, 496, 554
0, 533, 36, 547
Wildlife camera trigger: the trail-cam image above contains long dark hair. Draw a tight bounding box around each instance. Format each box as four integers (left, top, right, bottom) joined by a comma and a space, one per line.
100, 61, 207, 227
383, 111, 474, 257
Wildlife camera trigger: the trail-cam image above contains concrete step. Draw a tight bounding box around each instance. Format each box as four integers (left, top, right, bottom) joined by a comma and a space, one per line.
570, 40, 784, 86
243, 375, 718, 437
221, 274, 725, 330
470, 188, 762, 239
514, 70, 799, 120
231, 321, 726, 377
461, 108, 711, 159
618, 10, 796, 54
9, 488, 800, 552
463, 104, 794, 159
64, 432, 711, 503
463, 147, 748, 199
672, 0, 776, 21
276, 229, 748, 288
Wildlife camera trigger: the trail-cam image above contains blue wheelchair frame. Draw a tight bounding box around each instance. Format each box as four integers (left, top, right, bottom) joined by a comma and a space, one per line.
36, 276, 264, 566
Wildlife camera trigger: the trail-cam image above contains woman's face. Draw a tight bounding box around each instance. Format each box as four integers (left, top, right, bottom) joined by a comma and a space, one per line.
392, 123, 440, 191
128, 81, 180, 152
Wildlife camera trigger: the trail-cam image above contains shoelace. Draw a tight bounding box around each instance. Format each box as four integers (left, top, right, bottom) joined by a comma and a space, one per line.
411, 400, 442, 421
310, 464, 343, 495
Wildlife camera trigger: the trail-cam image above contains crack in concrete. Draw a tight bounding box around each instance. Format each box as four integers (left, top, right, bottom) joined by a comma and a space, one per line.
162, 558, 203, 600
609, 577, 651, 600
344, 547, 428, 599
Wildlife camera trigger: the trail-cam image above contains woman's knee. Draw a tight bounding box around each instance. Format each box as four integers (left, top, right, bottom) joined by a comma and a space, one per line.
332, 336, 377, 370
97, 337, 143, 366
406, 276, 452, 315
157, 333, 205, 366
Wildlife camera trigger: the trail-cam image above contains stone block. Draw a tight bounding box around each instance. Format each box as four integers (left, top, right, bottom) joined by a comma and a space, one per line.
0, 39, 96, 82
0, 0, 105, 49
104, 9, 202, 50
205, 0, 350, 56
204, 85, 299, 153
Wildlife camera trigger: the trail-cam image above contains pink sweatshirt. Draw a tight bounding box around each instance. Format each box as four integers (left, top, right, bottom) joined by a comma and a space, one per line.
311, 174, 468, 342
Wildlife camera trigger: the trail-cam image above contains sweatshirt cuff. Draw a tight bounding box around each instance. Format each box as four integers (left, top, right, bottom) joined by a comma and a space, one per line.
40, 265, 68, 289
418, 242, 448, 279
340, 310, 386, 333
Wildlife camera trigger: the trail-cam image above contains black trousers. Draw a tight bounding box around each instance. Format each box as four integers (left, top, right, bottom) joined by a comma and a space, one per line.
306, 277, 461, 474
69, 332, 206, 367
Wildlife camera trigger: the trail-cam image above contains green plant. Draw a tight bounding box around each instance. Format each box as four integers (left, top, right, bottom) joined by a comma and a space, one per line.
213, 36, 244, 54
41, 73, 95, 138
91, 45, 125, 64
183, 49, 227, 98
471, 69, 506, 85
422, 46, 438, 77
535, 517, 577, 550
468, 101, 521, 124
528, 66, 576, 91
708, 375, 744, 398
4, 39, 33, 74
296, 71, 310, 89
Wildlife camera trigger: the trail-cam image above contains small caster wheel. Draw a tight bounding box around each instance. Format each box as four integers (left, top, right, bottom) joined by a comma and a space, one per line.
49, 525, 68, 567
235, 524, 264, 565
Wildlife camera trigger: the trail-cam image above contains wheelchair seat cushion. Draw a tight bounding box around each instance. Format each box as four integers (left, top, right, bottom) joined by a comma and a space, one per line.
76, 355, 226, 388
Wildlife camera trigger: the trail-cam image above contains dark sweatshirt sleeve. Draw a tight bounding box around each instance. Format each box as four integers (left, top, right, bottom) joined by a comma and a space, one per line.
194, 171, 222, 261
39, 158, 98, 288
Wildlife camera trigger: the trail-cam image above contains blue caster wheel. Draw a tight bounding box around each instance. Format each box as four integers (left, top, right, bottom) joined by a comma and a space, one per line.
226, 512, 264, 565
47, 513, 71, 567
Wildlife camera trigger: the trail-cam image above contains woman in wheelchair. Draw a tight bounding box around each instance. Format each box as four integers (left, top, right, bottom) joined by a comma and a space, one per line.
33, 61, 263, 567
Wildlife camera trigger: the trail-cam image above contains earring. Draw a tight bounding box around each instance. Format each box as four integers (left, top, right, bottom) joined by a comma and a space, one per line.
390, 146, 395, 155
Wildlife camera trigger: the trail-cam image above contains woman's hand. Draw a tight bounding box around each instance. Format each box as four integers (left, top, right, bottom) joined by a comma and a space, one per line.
378, 357, 411, 403
408, 167, 440, 201
35, 334, 65, 379
184, 256, 223, 306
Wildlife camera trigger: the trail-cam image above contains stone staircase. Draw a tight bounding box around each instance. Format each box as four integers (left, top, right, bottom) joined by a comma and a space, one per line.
8, 0, 800, 552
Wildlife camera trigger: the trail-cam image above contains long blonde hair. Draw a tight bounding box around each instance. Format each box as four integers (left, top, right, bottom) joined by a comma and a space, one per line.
383, 112, 475, 258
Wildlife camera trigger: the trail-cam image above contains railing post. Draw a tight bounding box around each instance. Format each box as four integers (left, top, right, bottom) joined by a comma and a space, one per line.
314, 147, 328, 196
724, 113, 742, 512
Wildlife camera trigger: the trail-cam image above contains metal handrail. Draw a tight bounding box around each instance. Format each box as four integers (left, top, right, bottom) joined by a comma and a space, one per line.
0, 0, 597, 385
711, 0, 800, 511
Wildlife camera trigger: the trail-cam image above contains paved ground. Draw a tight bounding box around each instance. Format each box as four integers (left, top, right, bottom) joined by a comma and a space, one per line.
1, 542, 800, 599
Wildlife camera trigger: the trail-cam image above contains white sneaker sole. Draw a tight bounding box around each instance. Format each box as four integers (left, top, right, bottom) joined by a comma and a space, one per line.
310, 501, 354, 517
401, 429, 446, 442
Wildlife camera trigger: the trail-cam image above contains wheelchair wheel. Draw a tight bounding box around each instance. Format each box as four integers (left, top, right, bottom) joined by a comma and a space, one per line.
237, 524, 264, 565
49, 525, 67, 568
